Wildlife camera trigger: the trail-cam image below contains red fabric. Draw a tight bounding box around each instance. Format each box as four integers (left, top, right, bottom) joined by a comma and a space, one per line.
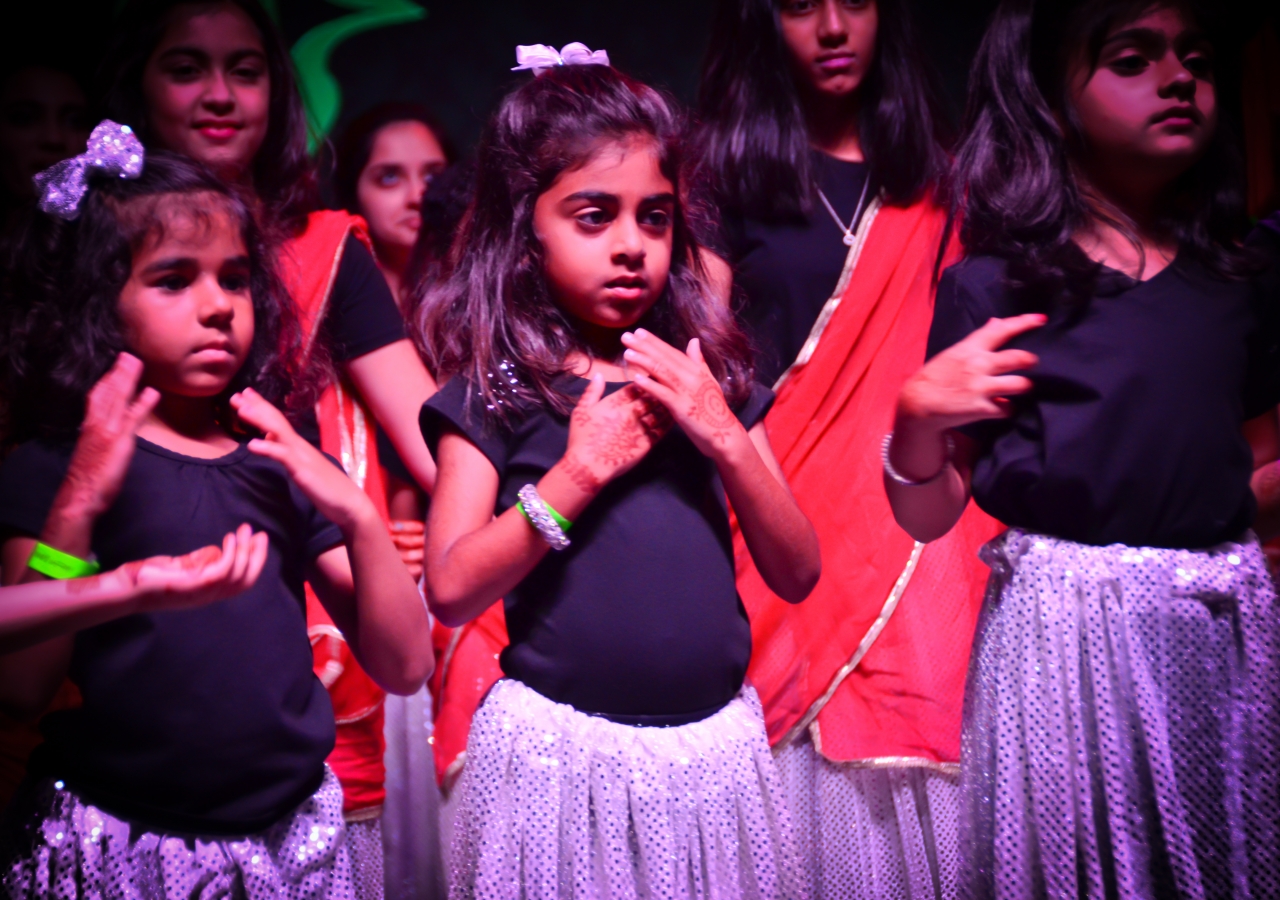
282, 211, 390, 813
733, 199, 1002, 764
428, 604, 507, 791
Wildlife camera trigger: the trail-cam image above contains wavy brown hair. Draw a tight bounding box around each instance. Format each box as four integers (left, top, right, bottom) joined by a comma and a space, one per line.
416, 64, 754, 426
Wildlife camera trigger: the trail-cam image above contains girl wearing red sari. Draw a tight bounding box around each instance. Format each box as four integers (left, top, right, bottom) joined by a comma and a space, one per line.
97, 3, 438, 895
695, 1, 1000, 896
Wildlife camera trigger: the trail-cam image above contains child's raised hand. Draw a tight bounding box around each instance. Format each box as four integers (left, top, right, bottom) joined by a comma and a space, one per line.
59, 353, 160, 518
389, 520, 424, 580
560, 373, 671, 493
621, 330, 745, 461
121, 523, 270, 613
231, 388, 376, 533
898, 314, 1045, 430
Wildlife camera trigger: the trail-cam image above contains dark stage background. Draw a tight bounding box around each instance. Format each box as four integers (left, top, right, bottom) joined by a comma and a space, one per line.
3, 0, 998, 160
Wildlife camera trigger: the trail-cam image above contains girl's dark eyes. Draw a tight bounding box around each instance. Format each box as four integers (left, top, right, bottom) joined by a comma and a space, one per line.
576, 209, 610, 227
165, 63, 203, 81
1183, 54, 1212, 77
640, 209, 672, 229
155, 275, 192, 292
1109, 53, 1148, 74
231, 66, 265, 82
221, 274, 251, 292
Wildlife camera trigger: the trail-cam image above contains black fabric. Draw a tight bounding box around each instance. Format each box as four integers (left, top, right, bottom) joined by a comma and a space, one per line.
926, 254, 1280, 549
717, 151, 870, 387
322, 235, 406, 364
420, 377, 774, 725
296, 235, 408, 450
0, 439, 344, 835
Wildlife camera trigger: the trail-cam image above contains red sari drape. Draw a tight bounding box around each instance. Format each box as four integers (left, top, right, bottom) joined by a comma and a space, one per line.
734, 197, 1002, 766
280, 210, 390, 815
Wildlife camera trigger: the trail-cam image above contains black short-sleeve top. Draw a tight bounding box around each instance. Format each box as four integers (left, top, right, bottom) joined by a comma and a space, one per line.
420, 376, 774, 726
0, 438, 344, 835
717, 151, 871, 387
926, 254, 1280, 549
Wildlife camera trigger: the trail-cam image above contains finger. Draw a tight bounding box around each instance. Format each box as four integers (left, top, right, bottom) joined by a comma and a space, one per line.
241, 532, 270, 590
389, 520, 424, 534
232, 388, 294, 438
88, 353, 145, 423
971, 314, 1047, 350
631, 329, 698, 376
686, 338, 704, 366
988, 349, 1039, 374
576, 373, 606, 410
228, 523, 253, 585
983, 374, 1034, 396
125, 387, 161, 430
631, 372, 681, 412
246, 438, 291, 465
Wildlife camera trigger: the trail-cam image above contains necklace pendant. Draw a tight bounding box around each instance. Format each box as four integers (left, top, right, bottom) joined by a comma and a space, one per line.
843, 232, 856, 247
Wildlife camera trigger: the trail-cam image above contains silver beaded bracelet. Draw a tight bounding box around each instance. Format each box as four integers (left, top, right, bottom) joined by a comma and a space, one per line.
881, 432, 954, 487
517, 484, 571, 551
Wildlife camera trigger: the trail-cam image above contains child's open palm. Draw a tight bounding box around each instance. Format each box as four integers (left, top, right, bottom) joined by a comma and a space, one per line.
125, 523, 270, 612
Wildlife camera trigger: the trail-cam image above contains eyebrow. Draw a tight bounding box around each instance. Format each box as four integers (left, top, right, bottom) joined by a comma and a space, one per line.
561, 191, 677, 205
140, 255, 250, 274
1102, 26, 1206, 50
155, 46, 267, 65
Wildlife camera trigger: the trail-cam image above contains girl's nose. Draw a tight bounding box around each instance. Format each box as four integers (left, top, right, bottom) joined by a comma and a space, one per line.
611, 218, 646, 264
197, 283, 236, 324
817, 0, 848, 43
201, 72, 236, 113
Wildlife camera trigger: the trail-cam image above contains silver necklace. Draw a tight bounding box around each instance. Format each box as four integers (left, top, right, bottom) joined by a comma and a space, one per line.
816, 175, 871, 247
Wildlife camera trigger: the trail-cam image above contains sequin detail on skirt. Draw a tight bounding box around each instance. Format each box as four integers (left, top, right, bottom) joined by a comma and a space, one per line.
776, 736, 959, 900
449, 679, 804, 899
1, 767, 355, 899
959, 530, 1280, 900
343, 814, 384, 900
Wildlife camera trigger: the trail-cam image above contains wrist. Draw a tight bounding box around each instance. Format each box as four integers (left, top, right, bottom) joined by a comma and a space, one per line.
335, 495, 382, 538
708, 423, 754, 470
540, 457, 600, 522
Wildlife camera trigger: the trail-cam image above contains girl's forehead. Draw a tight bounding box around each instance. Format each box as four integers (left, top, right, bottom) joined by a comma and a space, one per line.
118, 192, 244, 253
551, 135, 671, 194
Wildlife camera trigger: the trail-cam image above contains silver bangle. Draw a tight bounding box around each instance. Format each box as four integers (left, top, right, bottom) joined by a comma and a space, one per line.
882, 432, 954, 487
517, 484, 571, 551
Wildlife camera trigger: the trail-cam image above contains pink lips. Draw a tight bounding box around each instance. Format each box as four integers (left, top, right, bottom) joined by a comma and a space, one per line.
605, 277, 646, 301
817, 54, 856, 72
195, 122, 241, 143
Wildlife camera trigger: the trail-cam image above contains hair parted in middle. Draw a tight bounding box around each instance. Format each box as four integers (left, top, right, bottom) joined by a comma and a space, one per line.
416, 63, 754, 425
0, 150, 315, 447
947, 0, 1253, 312
695, 0, 951, 221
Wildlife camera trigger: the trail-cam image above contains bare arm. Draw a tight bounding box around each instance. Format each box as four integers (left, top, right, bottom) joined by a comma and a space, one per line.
345, 339, 439, 493
0, 527, 267, 654
231, 388, 432, 695
1246, 407, 1280, 542
622, 330, 820, 602
885, 314, 1045, 543
425, 376, 669, 626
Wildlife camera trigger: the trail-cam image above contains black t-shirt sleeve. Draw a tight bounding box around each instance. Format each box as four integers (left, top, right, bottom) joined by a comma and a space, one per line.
323, 236, 407, 362
292, 460, 345, 560
1243, 226, 1280, 418
735, 383, 776, 430
419, 378, 510, 476
0, 439, 72, 538
925, 259, 1007, 360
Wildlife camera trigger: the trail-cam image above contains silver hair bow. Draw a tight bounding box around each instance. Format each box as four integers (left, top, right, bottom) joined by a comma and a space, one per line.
512, 42, 610, 75
33, 120, 145, 220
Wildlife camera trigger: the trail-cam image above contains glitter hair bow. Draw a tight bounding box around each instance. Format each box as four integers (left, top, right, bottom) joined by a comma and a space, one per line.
33, 120, 145, 220
512, 42, 610, 75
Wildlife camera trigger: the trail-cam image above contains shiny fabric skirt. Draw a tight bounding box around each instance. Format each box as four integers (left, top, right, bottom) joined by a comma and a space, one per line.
449, 678, 803, 900
960, 530, 1280, 900
1, 767, 354, 900
775, 736, 960, 900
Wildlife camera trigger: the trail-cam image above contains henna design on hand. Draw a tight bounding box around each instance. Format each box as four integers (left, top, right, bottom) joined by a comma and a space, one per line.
561, 455, 604, 493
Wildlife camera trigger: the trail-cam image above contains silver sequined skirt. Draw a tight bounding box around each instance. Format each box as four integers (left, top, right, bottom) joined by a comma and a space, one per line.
449, 679, 804, 900
2, 767, 357, 900
960, 530, 1280, 900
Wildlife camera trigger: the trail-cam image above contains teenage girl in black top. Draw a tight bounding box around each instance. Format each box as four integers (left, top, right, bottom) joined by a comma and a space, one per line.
886, 2, 1280, 897
418, 58, 819, 898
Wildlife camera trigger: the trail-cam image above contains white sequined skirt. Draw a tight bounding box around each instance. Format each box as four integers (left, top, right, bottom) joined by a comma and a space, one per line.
960, 530, 1280, 900
449, 679, 804, 900
775, 736, 960, 900
2, 767, 356, 900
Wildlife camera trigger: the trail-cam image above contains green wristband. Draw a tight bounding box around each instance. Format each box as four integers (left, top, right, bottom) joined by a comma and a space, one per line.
517, 497, 573, 532
27, 542, 101, 579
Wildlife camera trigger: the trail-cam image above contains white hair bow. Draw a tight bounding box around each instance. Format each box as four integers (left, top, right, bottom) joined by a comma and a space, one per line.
512, 42, 610, 75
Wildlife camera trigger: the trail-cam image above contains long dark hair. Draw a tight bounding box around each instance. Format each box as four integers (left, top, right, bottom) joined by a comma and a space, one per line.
0, 151, 312, 446
332, 102, 457, 213
949, 0, 1253, 310
696, 0, 950, 220
417, 64, 753, 424
96, 0, 316, 236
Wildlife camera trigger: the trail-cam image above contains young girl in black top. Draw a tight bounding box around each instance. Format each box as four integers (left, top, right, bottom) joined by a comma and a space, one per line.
418, 52, 819, 898
886, 2, 1279, 897
0, 132, 431, 899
